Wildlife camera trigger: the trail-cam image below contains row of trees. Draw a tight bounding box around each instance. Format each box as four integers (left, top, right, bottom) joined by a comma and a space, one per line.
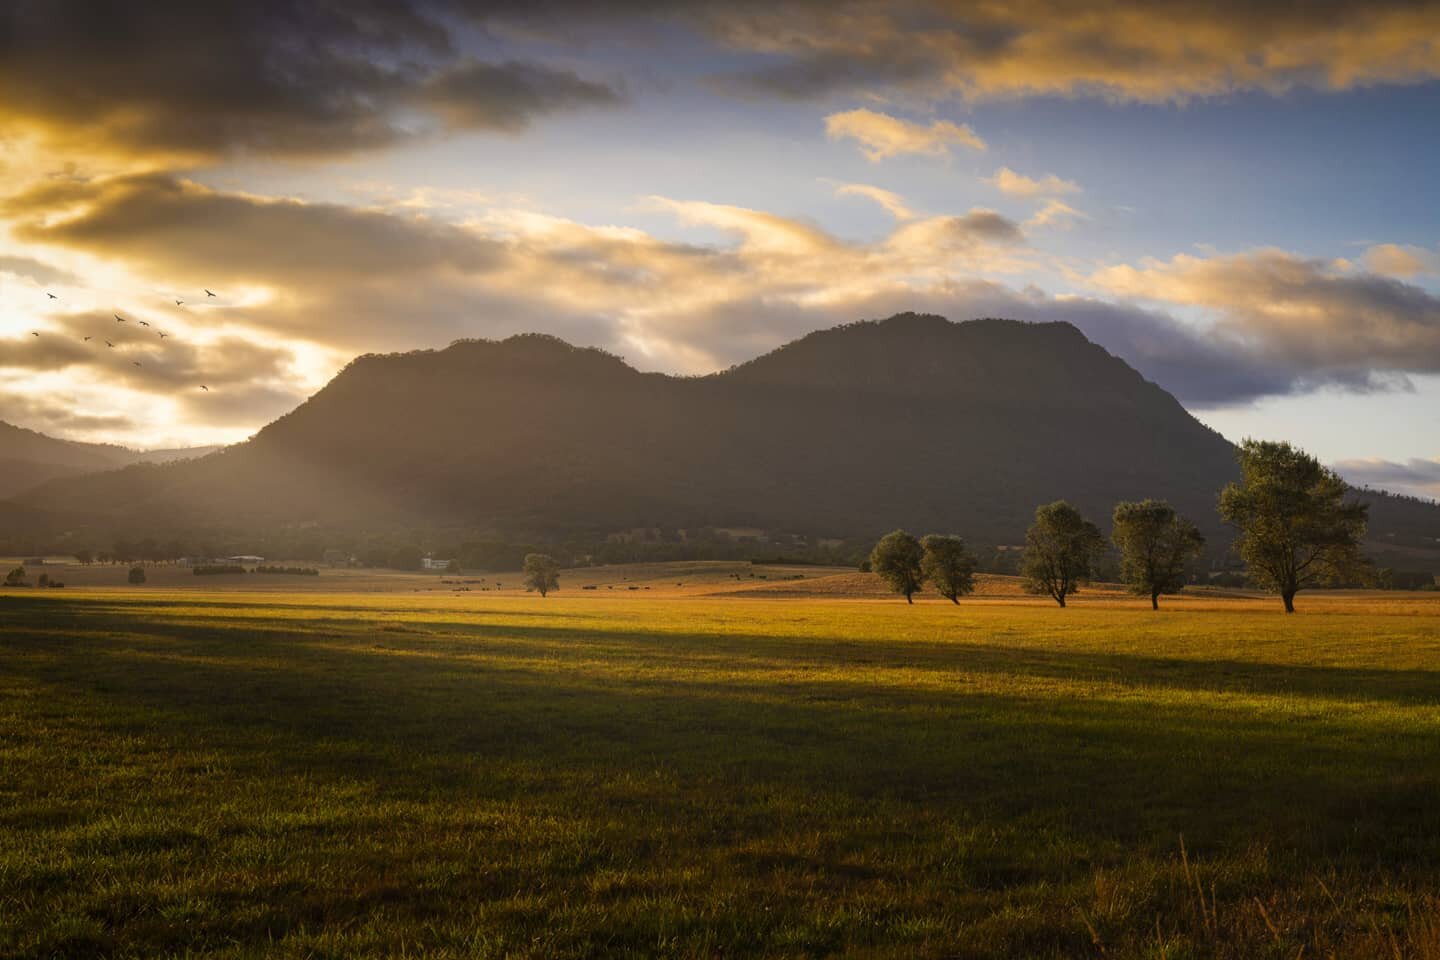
870, 440, 1371, 613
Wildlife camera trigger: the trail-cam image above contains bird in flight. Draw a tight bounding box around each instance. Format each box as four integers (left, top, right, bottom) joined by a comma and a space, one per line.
200, 385, 209, 391
46, 293, 57, 300
114, 314, 126, 323
158, 331, 168, 339
132, 361, 142, 367
30, 331, 39, 337
105, 340, 115, 348
83, 336, 92, 342
138, 320, 149, 327
205, 289, 217, 297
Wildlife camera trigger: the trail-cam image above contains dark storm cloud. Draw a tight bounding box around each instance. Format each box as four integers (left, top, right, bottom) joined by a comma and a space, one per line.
0, 0, 622, 160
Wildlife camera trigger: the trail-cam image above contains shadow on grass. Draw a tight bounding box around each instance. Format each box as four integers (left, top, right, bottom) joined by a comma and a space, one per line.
4, 594, 1440, 872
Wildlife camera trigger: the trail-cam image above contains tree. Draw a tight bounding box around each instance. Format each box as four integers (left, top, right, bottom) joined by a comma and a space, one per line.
4, 566, 27, 587
870, 530, 924, 603
1021, 501, 1106, 607
1111, 500, 1206, 610
522, 553, 560, 597
74, 549, 93, 565
128, 566, 147, 584
920, 534, 977, 604
1218, 439, 1368, 613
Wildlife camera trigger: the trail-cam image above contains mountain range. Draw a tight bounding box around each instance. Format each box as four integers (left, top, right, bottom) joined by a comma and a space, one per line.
6, 313, 1439, 565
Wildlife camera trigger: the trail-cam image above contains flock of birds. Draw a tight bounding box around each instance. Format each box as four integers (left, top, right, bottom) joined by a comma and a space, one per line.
33, 289, 216, 391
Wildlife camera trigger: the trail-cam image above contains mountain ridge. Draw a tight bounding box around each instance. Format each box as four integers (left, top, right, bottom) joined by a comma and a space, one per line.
8, 314, 1439, 566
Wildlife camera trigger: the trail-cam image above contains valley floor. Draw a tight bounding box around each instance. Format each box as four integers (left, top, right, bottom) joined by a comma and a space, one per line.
2, 584, 1439, 957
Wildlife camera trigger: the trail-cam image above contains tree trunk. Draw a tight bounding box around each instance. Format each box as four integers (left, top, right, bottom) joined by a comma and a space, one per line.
1056, 591, 1066, 608
1151, 593, 1159, 611
1282, 590, 1295, 613
950, 595, 959, 605
906, 592, 913, 604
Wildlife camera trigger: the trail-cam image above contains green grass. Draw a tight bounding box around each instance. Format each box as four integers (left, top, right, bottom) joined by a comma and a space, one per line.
3, 590, 1440, 958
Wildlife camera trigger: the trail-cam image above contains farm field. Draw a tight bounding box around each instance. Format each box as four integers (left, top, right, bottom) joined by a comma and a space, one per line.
3, 583, 1440, 958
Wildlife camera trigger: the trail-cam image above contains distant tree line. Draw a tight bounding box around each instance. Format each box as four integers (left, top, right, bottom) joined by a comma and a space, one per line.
868, 440, 1378, 613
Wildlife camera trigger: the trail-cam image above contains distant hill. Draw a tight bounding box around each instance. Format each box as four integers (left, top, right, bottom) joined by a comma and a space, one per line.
0, 419, 221, 493
13, 314, 1440, 564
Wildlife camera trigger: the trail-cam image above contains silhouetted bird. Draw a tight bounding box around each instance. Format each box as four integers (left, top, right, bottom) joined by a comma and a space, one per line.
158, 332, 168, 339
138, 320, 149, 327
83, 336, 92, 342
31, 331, 39, 337
205, 289, 217, 297
114, 314, 126, 323
200, 385, 209, 391
132, 361, 141, 367
105, 340, 114, 347
46, 293, 57, 299
175, 299, 183, 305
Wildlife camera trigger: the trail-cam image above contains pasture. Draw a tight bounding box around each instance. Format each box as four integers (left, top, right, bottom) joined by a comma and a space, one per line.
3, 579, 1440, 958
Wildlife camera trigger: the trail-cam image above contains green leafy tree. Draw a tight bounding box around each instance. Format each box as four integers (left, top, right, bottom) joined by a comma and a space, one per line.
1111, 500, 1206, 610
522, 553, 560, 597
870, 530, 924, 603
128, 566, 147, 585
1021, 501, 1106, 607
920, 534, 977, 604
1218, 439, 1368, 613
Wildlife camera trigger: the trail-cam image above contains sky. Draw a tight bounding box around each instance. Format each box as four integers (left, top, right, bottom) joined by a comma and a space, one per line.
1, 1, 1438, 498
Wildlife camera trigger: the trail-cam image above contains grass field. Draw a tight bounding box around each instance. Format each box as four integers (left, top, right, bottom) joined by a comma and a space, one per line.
3, 581, 1440, 958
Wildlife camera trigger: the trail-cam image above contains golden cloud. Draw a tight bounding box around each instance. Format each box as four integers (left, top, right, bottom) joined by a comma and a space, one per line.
824, 109, 987, 161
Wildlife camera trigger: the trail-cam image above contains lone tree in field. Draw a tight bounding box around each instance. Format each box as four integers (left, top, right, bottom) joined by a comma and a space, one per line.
1021, 501, 1106, 607
870, 530, 925, 603
127, 565, 147, 585
1111, 500, 1206, 610
1218, 439, 1368, 613
522, 553, 560, 597
920, 534, 977, 604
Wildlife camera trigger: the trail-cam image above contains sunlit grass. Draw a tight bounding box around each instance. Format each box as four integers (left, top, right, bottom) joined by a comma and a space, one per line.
3, 590, 1439, 958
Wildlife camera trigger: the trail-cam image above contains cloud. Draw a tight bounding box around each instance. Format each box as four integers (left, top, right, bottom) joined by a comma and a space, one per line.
1332, 457, 1440, 501
824, 109, 986, 161
0, 254, 80, 288
0, 1, 622, 162
834, 183, 915, 220
1363, 243, 1440, 279
1025, 199, 1087, 229
986, 167, 1081, 198
1089, 248, 1440, 396
699, 0, 1440, 103
416, 59, 622, 132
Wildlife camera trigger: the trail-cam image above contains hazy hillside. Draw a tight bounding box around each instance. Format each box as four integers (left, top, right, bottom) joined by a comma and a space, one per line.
0, 419, 222, 493
15, 314, 1440, 560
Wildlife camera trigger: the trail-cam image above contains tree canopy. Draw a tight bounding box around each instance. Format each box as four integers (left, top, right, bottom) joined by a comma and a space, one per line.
870, 530, 925, 603
522, 553, 561, 597
1111, 500, 1205, 610
1021, 501, 1105, 607
1218, 439, 1368, 612
920, 535, 977, 604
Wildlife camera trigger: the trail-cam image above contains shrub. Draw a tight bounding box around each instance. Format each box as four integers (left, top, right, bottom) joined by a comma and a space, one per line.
128, 566, 147, 584
194, 565, 247, 576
